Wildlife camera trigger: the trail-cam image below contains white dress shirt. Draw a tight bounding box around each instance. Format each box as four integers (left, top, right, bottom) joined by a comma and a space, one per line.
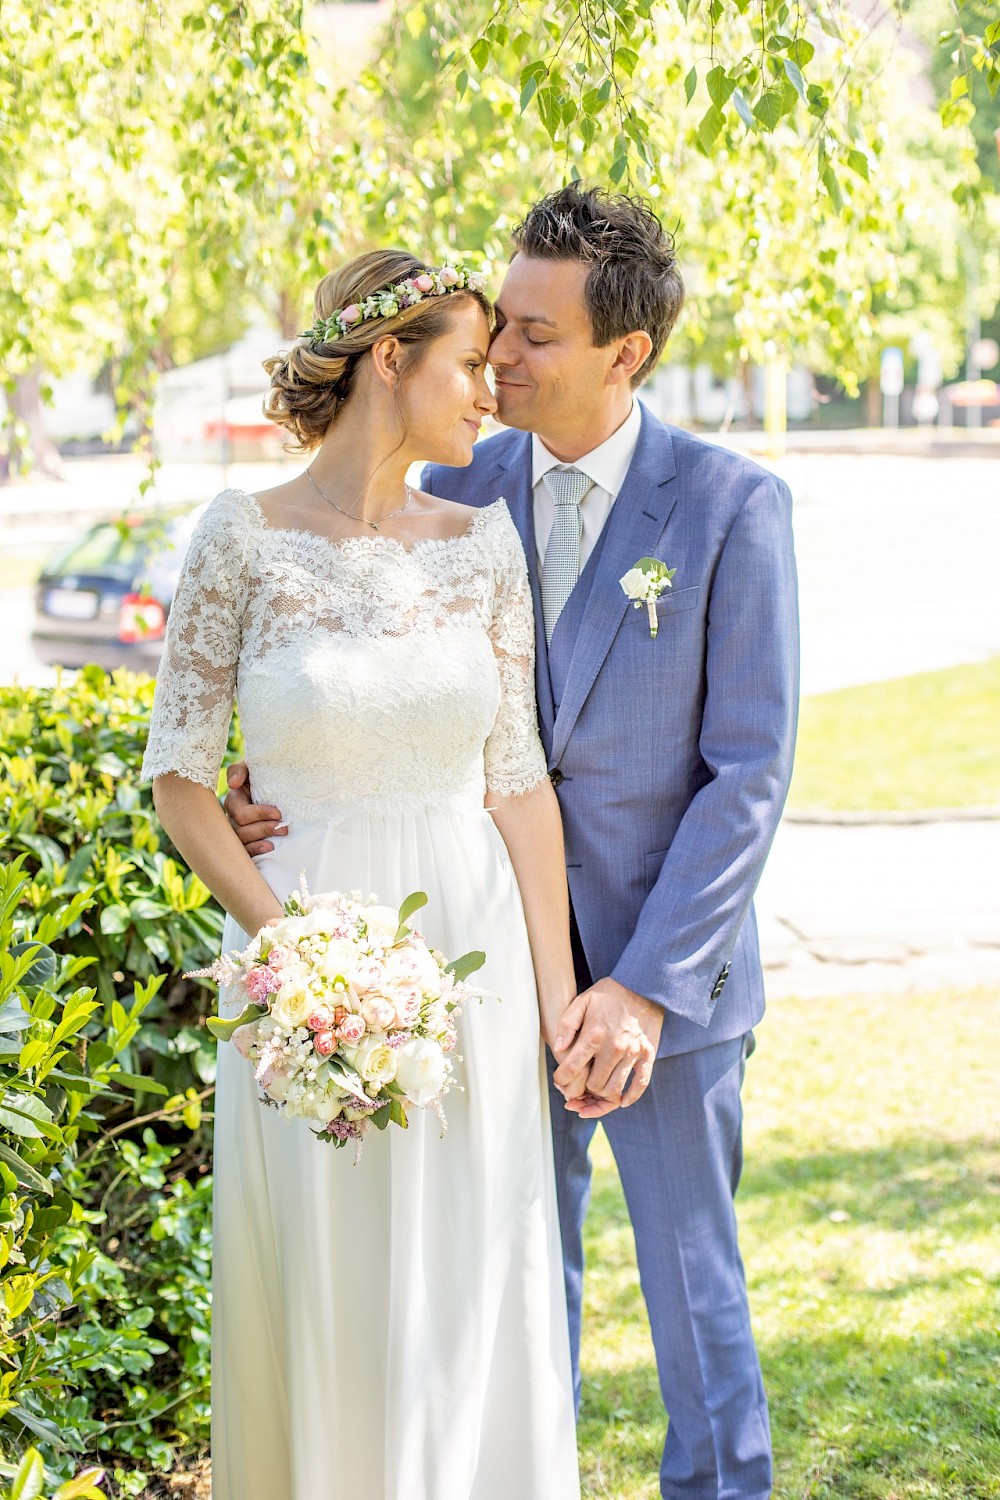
532, 399, 643, 572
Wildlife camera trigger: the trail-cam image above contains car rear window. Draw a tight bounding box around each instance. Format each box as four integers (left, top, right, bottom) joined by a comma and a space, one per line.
46, 523, 151, 575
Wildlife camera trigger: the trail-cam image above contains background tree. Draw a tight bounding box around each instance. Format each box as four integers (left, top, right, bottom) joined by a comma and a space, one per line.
2, 0, 996, 475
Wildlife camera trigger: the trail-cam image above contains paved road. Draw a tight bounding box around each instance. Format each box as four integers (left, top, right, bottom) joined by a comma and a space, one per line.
775, 452, 1000, 694
3, 450, 998, 693
3, 449, 998, 998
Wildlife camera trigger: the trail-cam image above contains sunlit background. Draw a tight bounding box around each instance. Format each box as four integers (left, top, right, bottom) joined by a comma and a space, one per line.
0, 2, 997, 1495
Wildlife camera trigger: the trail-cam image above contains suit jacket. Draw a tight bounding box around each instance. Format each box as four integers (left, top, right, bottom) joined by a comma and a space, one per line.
424, 405, 799, 1058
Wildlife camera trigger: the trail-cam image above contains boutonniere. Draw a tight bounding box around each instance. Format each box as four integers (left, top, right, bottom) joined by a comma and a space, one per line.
619, 557, 677, 639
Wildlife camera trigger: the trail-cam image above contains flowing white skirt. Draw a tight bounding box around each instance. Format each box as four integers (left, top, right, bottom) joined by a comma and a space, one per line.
210, 800, 580, 1500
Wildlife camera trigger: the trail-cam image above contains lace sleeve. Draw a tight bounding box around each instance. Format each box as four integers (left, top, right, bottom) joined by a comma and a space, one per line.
483, 505, 549, 798
141, 491, 250, 791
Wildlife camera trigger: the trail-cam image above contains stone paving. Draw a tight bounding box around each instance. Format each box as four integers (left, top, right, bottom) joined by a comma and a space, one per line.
757, 814, 1000, 999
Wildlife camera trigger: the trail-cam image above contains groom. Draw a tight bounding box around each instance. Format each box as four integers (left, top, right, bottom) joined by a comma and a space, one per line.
228, 184, 798, 1498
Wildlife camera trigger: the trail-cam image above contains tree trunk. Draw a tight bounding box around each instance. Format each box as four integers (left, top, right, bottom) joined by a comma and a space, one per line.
276, 289, 300, 341
864, 377, 882, 428
4, 370, 64, 481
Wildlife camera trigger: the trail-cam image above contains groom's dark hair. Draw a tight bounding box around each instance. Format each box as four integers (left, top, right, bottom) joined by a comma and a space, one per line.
510, 183, 683, 387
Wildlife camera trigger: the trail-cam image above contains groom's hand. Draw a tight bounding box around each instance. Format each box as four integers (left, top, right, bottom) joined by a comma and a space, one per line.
552, 978, 662, 1116
223, 762, 288, 857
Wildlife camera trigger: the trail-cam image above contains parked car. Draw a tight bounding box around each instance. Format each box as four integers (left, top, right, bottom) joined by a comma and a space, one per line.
32, 506, 204, 673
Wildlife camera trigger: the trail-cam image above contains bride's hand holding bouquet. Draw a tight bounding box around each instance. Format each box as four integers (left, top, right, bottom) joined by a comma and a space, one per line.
191, 881, 488, 1155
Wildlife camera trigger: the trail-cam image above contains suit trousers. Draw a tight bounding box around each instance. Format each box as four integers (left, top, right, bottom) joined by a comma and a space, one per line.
546, 1030, 772, 1499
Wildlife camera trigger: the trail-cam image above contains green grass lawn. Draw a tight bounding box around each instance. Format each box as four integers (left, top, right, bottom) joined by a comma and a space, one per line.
788, 657, 1000, 812
578, 988, 1000, 1499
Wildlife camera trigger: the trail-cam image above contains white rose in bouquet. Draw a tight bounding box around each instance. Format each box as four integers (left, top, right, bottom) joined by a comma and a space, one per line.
272, 984, 314, 1030
349, 1035, 398, 1089
315, 941, 361, 985
361, 905, 403, 946
394, 1036, 447, 1108
313, 1088, 348, 1123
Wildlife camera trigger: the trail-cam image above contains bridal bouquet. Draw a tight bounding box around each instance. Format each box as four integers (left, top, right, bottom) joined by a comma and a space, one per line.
192, 882, 486, 1153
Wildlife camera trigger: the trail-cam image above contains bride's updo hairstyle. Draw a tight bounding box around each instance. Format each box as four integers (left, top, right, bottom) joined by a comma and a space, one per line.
264, 249, 492, 452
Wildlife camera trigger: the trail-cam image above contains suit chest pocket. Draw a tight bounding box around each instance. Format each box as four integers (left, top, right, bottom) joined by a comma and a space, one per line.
652, 584, 701, 618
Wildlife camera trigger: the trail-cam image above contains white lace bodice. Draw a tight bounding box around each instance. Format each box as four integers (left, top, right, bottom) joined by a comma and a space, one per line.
141, 489, 548, 820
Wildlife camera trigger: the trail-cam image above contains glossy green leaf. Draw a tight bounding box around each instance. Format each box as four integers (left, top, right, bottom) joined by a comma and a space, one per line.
445, 950, 486, 983
206, 1004, 267, 1041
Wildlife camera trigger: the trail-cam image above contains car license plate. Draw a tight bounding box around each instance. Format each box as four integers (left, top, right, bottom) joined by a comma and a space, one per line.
45, 588, 99, 620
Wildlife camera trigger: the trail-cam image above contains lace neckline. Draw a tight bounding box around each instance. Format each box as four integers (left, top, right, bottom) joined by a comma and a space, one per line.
232, 488, 504, 559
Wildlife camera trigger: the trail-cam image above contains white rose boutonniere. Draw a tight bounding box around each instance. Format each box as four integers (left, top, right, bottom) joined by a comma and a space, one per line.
619, 557, 677, 639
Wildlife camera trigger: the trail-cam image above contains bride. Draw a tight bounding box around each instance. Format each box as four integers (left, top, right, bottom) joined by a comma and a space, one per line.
141, 250, 581, 1499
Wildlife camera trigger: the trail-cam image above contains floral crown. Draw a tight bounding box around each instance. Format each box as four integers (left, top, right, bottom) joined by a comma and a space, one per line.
301, 264, 488, 344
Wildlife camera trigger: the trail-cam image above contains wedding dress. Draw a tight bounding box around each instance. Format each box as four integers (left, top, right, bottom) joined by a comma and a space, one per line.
141, 489, 580, 1500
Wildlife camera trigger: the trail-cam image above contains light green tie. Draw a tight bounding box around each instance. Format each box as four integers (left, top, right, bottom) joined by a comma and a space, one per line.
541, 467, 591, 643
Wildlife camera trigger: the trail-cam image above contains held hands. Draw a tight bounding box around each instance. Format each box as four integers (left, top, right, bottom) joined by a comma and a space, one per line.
221, 766, 659, 1114
552, 977, 663, 1118
224, 762, 289, 856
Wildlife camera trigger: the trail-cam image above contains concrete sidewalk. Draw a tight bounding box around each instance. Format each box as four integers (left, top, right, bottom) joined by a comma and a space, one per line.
756, 816, 1000, 999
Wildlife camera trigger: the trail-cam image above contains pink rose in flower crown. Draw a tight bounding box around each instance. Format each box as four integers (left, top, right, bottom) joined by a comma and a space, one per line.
340, 304, 361, 327
413, 273, 434, 292
361, 996, 396, 1031
439, 267, 460, 286
337, 1014, 366, 1045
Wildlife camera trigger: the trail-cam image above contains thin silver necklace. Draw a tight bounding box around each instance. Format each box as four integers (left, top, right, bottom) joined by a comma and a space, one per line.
305, 467, 412, 532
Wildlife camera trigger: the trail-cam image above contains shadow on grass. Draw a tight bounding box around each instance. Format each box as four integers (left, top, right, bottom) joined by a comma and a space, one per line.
579, 1323, 1000, 1499
740, 1134, 999, 1233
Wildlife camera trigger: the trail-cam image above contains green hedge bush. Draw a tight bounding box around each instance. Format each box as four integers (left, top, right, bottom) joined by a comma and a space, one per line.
0, 671, 232, 1490
0, 667, 235, 1098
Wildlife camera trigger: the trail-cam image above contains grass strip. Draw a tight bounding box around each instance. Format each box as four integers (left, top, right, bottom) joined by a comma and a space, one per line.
579, 987, 1000, 1498
788, 657, 1000, 812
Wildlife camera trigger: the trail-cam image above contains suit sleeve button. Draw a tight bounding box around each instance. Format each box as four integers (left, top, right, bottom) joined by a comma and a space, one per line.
549, 768, 564, 787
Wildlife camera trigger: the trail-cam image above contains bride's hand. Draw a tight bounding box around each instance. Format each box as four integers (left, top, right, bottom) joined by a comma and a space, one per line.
540, 990, 589, 1102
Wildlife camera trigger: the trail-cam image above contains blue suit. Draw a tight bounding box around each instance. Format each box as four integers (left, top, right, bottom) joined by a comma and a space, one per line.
425, 405, 798, 1499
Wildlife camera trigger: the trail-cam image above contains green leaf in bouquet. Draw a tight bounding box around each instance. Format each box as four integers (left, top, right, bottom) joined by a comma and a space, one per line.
395, 890, 428, 943
446, 950, 486, 983
206, 1003, 267, 1041
389, 1098, 409, 1129
372, 1104, 392, 1130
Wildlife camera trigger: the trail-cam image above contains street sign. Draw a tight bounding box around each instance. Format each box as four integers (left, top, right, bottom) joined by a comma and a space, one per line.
880, 347, 904, 396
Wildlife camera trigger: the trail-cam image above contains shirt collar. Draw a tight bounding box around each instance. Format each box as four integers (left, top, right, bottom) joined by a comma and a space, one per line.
531, 399, 643, 499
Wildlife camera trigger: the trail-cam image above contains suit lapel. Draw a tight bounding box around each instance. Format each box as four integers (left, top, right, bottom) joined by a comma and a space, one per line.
549, 413, 679, 766
484, 436, 557, 749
